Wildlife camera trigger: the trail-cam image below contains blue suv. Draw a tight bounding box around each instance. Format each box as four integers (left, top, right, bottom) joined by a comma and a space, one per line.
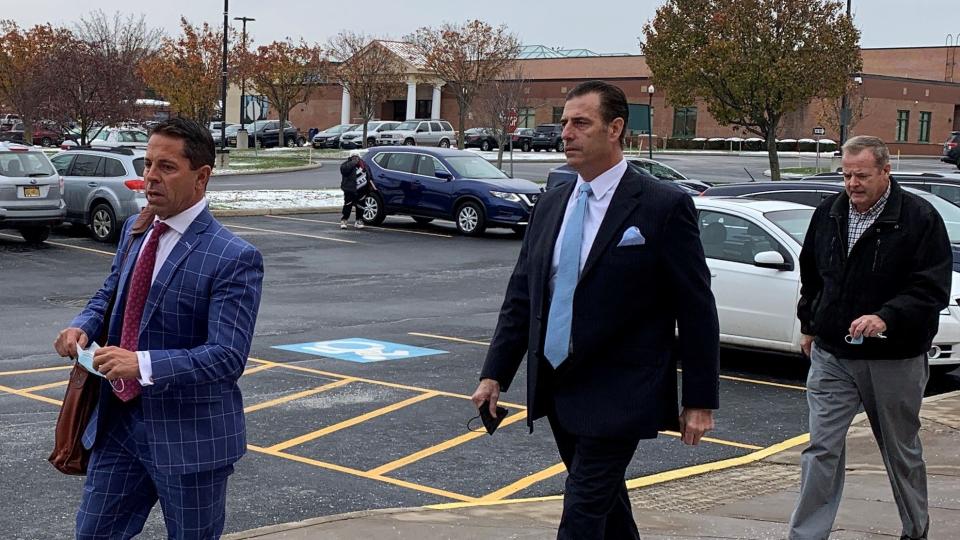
360, 147, 542, 235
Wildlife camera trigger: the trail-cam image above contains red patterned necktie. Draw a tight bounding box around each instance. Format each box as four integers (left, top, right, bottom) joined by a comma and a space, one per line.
115, 221, 170, 401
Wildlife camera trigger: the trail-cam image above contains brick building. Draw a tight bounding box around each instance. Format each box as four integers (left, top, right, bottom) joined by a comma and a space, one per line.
228, 44, 960, 156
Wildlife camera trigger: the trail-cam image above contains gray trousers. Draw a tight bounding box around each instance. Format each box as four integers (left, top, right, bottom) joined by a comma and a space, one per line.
788, 343, 929, 540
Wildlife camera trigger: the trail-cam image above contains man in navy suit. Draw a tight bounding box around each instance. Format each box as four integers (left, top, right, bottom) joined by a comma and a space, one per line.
54, 118, 264, 539
472, 80, 720, 539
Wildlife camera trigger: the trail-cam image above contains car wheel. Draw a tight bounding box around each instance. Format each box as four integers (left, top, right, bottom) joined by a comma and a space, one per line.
480, 140, 491, 151
360, 192, 386, 225
40, 137, 52, 147
455, 201, 486, 236
522, 141, 530, 152
285, 137, 296, 148
367, 138, 376, 147
439, 139, 450, 148
90, 203, 119, 243
19, 226, 50, 244
412, 216, 434, 225
404, 138, 416, 146
556, 140, 565, 152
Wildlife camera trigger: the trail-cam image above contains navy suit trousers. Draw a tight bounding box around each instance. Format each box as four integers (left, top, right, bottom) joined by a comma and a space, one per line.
76, 404, 233, 540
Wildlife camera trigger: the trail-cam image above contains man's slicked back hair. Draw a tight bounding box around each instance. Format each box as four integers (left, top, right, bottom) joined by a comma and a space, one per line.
150, 117, 216, 169
566, 80, 629, 145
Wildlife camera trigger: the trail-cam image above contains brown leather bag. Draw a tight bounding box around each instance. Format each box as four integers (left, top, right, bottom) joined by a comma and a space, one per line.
48, 210, 152, 475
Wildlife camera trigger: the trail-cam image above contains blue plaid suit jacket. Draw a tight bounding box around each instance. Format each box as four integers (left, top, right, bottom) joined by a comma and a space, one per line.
72, 208, 264, 475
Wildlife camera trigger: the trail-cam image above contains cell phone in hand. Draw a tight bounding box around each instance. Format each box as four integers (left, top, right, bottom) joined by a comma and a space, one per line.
478, 400, 509, 435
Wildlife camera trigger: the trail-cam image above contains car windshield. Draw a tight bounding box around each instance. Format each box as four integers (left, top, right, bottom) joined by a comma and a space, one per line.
913, 190, 960, 243
445, 156, 508, 179
535, 125, 554, 133
394, 121, 420, 131
0, 151, 55, 177
763, 208, 815, 244
326, 124, 355, 134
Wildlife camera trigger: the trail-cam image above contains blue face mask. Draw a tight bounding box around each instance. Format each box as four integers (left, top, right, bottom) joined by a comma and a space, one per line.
77, 342, 105, 378
844, 333, 887, 345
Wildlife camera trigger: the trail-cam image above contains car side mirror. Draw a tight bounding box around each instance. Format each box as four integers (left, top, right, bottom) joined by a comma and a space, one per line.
435, 171, 453, 180
753, 251, 792, 271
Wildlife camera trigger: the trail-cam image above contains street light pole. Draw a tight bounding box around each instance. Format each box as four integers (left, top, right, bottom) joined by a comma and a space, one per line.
839, 0, 852, 154
219, 0, 229, 151
234, 16, 255, 131
647, 84, 655, 159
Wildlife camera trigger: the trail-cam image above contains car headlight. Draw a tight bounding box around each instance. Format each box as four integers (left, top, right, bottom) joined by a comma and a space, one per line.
490, 191, 521, 202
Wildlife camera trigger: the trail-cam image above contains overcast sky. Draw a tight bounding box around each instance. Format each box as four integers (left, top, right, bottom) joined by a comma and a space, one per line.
3, 0, 956, 52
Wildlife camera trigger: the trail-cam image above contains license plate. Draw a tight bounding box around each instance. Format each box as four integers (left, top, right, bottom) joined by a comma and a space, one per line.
23, 186, 40, 197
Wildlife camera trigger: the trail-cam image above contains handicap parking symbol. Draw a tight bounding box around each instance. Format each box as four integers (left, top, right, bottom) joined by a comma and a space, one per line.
272, 338, 447, 363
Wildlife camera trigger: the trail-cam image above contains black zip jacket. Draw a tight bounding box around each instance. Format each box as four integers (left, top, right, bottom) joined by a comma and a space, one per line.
797, 179, 952, 360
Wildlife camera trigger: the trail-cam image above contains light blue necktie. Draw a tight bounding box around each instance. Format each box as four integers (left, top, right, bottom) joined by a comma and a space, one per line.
544, 182, 592, 368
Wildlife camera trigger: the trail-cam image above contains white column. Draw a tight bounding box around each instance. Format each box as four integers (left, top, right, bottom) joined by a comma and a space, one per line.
340, 87, 351, 125
431, 84, 442, 119
406, 80, 417, 120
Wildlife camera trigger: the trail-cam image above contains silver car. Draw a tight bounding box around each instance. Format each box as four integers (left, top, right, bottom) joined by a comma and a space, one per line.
50, 147, 147, 243
377, 120, 455, 147
0, 141, 65, 243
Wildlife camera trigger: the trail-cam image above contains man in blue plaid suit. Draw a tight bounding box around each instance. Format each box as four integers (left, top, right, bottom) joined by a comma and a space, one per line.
54, 117, 264, 539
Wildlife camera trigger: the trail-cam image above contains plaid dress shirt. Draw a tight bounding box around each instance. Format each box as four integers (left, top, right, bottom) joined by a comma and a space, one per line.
847, 184, 891, 254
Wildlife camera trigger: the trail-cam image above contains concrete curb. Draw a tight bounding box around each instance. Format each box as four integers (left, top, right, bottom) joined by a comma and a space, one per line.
214, 162, 323, 178
211, 206, 340, 218
223, 506, 438, 539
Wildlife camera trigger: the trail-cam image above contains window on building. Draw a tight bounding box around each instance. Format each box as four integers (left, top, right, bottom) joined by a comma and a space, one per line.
552, 107, 564, 124
895, 110, 910, 142
517, 107, 535, 128
919, 111, 931, 143
672, 107, 697, 138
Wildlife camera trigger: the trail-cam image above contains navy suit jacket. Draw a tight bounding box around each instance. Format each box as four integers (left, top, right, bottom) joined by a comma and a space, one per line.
72, 208, 264, 474
480, 166, 720, 439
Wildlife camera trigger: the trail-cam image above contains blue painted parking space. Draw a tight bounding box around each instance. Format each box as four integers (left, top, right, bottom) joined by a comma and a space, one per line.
273, 338, 447, 363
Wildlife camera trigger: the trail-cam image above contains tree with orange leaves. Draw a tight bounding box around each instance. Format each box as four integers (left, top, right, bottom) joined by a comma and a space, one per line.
140, 18, 236, 126
245, 39, 326, 147
0, 21, 72, 144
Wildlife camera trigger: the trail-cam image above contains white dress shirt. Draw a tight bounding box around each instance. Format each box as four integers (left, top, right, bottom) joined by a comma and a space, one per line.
550, 159, 628, 292
135, 198, 208, 384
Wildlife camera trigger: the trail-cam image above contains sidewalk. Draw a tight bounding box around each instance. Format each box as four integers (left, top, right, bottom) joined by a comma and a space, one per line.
227, 390, 960, 540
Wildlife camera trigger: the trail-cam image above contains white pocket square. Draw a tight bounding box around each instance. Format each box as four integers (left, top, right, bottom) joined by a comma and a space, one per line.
617, 226, 646, 247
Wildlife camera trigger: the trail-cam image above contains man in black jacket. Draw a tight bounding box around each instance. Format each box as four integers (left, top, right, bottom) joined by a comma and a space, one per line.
472, 80, 720, 539
789, 135, 951, 540
339, 153, 373, 229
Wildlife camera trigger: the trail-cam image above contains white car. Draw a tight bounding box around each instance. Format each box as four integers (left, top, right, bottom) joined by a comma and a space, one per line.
338, 121, 398, 149
692, 197, 960, 369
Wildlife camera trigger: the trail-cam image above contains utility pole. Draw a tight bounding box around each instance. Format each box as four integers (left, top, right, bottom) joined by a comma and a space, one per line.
838, 0, 852, 154
219, 0, 229, 151
234, 16, 255, 130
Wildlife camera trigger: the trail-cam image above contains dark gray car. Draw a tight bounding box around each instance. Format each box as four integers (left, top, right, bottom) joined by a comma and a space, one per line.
51, 147, 146, 243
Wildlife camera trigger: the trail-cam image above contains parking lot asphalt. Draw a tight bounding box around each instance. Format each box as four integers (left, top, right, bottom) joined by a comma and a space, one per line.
2, 214, 958, 538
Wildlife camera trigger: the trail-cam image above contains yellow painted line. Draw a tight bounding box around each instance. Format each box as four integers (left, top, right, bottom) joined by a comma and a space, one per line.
480, 462, 568, 501
267, 215, 454, 238
225, 224, 357, 244
248, 444, 477, 502
368, 410, 529, 476
0, 383, 63, 406
408, 332, 490, 346
0, 365, 74, 377
267, 392, 439, 452
717, 373, 807, 391
624, 433, 810, 489
241, 363, 275, 376
410, 334, 806, 391
0, 232, 115, 256
244, 378, 355, 414
21, 380, 69, 393
659, 430, 762, 450
428, 433, 812, 511
247, 357, 527, 409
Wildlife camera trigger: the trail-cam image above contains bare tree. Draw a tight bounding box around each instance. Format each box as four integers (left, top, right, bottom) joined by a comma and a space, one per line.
407, 20, 520, 149
246, 39, 326, 147
46, 11, 161, 144
818, 79, 870, 138
327, 33, 405, 148
476, 64, 528, 169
